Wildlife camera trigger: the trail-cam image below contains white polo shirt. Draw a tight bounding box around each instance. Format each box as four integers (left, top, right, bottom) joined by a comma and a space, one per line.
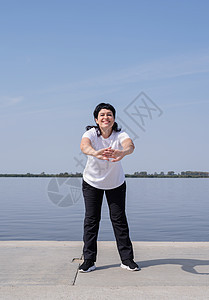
82, 127, 130, 190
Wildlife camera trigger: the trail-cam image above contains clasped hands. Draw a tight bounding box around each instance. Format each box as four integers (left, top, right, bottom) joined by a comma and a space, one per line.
95, 147, 125, 162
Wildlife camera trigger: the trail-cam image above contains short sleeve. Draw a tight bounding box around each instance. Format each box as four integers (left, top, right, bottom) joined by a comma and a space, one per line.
118, 131, 130, 144
82, 127, 96, 141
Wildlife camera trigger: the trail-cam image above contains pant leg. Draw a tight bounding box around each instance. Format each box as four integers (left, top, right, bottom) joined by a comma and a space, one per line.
82, 180, 104, 262
105, 181, 134, 261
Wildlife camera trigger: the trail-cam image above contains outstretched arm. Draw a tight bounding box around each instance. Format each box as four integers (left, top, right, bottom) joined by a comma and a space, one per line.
110, 138, 135, 162
80, 137, 114, 161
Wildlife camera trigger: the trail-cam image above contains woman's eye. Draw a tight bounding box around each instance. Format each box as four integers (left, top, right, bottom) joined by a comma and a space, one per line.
99, 113, 112, 117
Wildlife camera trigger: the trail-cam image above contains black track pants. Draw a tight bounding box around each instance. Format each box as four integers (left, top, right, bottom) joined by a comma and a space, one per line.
82, 180, 134, 262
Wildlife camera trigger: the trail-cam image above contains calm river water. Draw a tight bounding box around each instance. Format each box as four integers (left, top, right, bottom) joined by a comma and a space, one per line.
0, 177, 209, 241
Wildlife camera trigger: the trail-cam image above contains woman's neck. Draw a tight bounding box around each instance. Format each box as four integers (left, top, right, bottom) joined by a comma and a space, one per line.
100, 128, 113, 138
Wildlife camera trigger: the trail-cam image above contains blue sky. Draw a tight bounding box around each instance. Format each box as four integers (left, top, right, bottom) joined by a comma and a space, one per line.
1, 0, 209, 174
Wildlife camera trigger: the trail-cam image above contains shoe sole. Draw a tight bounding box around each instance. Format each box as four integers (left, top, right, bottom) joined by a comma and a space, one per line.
120, 263, 140, 271
79, 265, 96, 273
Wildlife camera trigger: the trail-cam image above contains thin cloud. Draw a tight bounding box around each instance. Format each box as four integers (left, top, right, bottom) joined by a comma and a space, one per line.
0, 96, 24, 108
35, 51, 209, 95
163, 100, 209, 109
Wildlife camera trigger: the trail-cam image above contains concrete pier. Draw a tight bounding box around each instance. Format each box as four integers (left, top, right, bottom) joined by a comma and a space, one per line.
1, 241, 209, 299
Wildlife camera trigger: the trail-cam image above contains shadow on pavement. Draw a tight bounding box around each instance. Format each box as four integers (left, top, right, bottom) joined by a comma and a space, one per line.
139, 258, 209, 275
95, 259, 209, 275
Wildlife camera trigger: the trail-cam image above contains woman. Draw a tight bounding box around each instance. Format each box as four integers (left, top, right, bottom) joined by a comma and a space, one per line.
79, 103, 140, 272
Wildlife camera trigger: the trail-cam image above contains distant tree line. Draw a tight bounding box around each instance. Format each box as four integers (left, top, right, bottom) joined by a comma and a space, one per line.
0, 171, 209, 178
126, 171, 209, 178
0, 172, 82, 178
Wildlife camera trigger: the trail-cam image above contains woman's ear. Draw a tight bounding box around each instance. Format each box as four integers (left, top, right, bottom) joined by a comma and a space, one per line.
95, 118, 98, 124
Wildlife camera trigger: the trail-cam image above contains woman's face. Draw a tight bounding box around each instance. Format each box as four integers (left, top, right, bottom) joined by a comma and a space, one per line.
95, 109, 115, 131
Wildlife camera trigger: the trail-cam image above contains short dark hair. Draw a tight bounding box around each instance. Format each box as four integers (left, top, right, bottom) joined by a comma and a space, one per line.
86, 102, 121, 136
93, 103, 116, 119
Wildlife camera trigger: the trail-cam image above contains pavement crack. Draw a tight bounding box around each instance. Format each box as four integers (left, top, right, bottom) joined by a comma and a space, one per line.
72, 254, 83, 285
72, 266, 79, 286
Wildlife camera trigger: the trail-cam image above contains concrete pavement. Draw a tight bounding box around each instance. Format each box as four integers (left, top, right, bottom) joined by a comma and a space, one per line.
0, 241, 209, 299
